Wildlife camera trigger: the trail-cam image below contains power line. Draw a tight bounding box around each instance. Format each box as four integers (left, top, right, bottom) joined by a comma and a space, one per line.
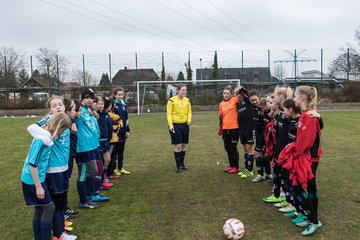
40, 0, 190, 51
206, 0, 274, 49
178, 0, 259, 49
153, 0, 248, 49
59, 0, 197, 51
88, 0, 213, 50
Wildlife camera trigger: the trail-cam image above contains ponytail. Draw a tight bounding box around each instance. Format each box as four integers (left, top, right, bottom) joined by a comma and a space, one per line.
296, 86, 318, 111
274, 86, 293, 100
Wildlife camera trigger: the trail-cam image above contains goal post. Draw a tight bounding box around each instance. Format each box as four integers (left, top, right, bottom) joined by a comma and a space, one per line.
136, 79, 240, 115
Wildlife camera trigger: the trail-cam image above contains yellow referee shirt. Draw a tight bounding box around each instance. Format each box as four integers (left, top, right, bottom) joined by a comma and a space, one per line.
166, 96, 192, 128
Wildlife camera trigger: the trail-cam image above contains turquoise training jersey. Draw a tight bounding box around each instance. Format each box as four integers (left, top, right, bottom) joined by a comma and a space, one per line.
37, 117, 70, 173
47, 129, 70, 173
21, 139, 51, 185
76, 106, 99, 152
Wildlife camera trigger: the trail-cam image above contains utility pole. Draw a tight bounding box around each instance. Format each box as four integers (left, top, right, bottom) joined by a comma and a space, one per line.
347, 48, 350, 80
294, 49, 297, 88
30, 55, 34, 100
45, 58, 50, 95
200, 58, 203, 80
109, 53, 112, 91
320, 49, 323, 98
56, 55, 60, 95
268, 50, 271, 84
82, 54, 86, 87
274, 49, 316, 89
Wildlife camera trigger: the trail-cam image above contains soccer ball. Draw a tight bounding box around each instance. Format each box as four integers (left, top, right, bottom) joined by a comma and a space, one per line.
147, 109, 151, 113
223, 218, 245, 239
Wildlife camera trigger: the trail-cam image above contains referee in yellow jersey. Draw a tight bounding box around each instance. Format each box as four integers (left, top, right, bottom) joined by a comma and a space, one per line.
166, 83, 192, 172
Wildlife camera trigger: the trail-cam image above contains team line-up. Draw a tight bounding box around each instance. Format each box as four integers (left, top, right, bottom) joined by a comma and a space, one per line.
20, 84, 323, 239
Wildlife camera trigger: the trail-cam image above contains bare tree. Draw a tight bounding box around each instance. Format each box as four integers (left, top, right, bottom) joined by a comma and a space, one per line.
35, 47, 68, 80
329, 47, 360, 80
329, 27, 360, 80
273, 63, 287, 81
0, 46, 26, 87
71, 69, 96, 87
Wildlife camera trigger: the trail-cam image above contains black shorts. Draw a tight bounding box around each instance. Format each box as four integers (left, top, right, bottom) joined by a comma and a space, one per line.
239, 128, 255, 145
222, 129, 239, 143
170, 123, 189, 145
254, 129, 265, 153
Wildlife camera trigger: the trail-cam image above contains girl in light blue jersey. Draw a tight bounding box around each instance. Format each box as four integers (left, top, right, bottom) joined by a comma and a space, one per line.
27, 96, 75, 240
75, 88, 101, 209
22, 112, 71, 240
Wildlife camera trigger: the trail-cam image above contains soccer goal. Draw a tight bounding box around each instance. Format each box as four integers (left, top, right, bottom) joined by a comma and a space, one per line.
136, 79, 240, 115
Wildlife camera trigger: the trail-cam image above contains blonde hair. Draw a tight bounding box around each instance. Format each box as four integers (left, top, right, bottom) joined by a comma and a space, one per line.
46, 95, 64, 109
97, 96, 104, 103
259, 97, 267, 107
274, 86, 293, 100
296, 85, 318, 111
43, 112, 71, 139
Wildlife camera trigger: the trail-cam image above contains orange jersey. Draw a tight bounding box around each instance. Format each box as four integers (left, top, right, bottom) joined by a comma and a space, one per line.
219, 97, 239, 130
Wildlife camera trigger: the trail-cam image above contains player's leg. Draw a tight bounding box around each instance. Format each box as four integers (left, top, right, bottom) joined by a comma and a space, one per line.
180, 124, 189, 170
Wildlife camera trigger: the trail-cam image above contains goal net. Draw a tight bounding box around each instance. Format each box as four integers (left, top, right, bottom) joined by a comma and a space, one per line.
133, 79, 240, 115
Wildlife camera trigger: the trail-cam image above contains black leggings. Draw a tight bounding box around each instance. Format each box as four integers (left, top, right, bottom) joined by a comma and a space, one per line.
50, 192, 67, 238
107, 141, 126, 176
308, 162, 319, 214
272, 160, 282, 198
33, 203, 55, 222
293, 161, 319, 224
51, 192, 67, 211
222, 129, 239, 169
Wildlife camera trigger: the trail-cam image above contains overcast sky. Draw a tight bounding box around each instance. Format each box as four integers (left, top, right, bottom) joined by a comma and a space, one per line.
1, 0, 359, 81
2, 0, 359, 54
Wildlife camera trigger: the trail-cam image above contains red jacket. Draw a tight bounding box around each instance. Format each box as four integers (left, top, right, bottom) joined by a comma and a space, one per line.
278, 142, 314, 189
264, 120, 275, 158
294, 111, 323, 162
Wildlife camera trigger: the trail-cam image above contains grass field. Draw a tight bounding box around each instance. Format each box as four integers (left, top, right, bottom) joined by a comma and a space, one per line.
0, 111, 359, 240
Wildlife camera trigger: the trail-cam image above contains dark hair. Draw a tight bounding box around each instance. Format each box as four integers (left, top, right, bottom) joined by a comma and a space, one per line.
63, 98, 73, 112
110, 99, 116, 111
248, 90, 259, 98
176, 83, 186, 92
223, 86, 233, 94
283, 99, 301, 114
73, 99, 82, 112
113, 87, 124, 97
103, 96, 112, 109
81, 88, 95, 100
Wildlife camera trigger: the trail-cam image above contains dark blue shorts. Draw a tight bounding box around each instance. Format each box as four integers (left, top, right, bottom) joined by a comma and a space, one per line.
94, 147, 102, 161
76, 149, 96, 164
239, 128, 255, 145
99, 140, 110, 153
45, 171, 69, 194
22, 182, 53, 206
169, 123, 189, 145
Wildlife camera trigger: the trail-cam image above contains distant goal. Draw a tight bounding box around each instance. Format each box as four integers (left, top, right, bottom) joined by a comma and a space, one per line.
135, 79, 240, 115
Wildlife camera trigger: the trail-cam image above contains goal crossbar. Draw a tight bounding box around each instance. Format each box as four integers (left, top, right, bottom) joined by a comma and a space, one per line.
136, 79, 241, 115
